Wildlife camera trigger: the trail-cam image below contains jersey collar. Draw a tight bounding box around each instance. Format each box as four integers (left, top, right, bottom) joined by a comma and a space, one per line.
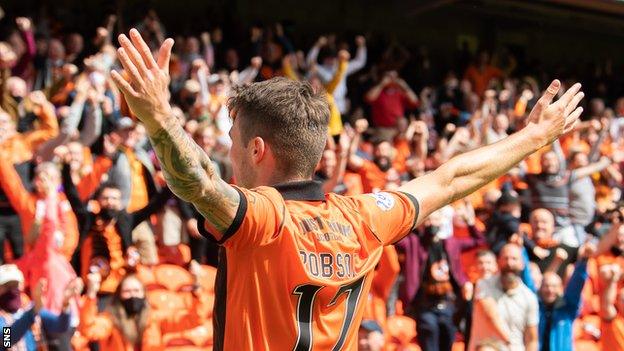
272, 180, 326, 202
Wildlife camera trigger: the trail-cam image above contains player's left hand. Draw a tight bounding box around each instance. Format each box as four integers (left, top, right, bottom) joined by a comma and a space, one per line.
111, 28, 175, 134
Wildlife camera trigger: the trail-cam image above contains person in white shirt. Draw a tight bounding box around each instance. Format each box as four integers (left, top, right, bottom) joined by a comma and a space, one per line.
469, 243, 539, 351
306, 35, 367, 115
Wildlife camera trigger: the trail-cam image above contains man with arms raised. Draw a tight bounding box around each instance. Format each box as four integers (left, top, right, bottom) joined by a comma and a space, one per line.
110, 29, 584, 350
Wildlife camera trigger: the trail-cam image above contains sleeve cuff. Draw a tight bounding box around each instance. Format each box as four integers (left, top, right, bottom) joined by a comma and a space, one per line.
196, 187, 247, 245
399, 191, 420, 231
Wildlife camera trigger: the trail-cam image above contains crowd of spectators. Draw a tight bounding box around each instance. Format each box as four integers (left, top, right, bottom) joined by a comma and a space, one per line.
1, 6, 624, 351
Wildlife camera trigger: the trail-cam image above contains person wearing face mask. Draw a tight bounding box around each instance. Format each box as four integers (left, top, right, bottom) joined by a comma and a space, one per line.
61, 158, 171, 298
0, 265, 80, 351
395, 205, 485, 351
79, 269, 207, 351
469, 243, 539, 351
486, 190, 541, 258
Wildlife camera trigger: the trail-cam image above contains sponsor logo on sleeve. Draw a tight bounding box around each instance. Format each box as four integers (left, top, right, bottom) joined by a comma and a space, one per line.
368, 192, 395, 211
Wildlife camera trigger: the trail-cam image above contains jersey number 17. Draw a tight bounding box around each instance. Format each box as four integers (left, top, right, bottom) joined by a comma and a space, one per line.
291, 276, 366, 351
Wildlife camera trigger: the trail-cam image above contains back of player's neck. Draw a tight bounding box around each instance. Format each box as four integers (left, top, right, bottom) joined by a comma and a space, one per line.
268, 175, 312, 187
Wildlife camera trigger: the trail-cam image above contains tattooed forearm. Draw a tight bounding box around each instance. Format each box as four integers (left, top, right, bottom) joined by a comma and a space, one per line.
148, 119, 239, 234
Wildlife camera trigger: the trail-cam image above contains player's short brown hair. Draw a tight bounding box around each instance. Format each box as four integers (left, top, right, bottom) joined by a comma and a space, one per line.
228, 77, 330, 178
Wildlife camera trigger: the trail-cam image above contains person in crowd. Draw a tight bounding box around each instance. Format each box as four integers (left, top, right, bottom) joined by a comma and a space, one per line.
469, 243, 539, 351
0, 264, 81, 351
599, 263, 624, 349
14, 167, 82, 351
0, 7, 622, 351
107, 117, 161, 264
306, 35, 367, 116
463, 51, 503, 97
78, 265, 207, 351
358, 320, 385, 351
538, 243, 593, 351
525, 144, 614, 247
62, 153, 171, 298
396, 202, 485, 351
0, 158, 79, 260
527, 209, 579, 278
486, 190, 537, 255
365, 70, 419, 136
0, 91, 58, 263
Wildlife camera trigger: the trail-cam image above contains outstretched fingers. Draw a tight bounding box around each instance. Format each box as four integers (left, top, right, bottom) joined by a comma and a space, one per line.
564, 91, 584, 117
556, 82, 582, 108
116, 47, 144, 88
111, 70, 138, 97
118, 34, 152, 80
563, 107, 584, 133
157, 38, 174, 74
529, 79, 561, 121
129, 28, 157, 70
538, 79, 561, 108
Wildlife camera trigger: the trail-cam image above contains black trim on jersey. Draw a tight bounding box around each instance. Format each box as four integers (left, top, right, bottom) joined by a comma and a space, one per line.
273, 180, 326, 201
196, 187, 248, 245
399, 191, 420, 231
213, 247, 227, 351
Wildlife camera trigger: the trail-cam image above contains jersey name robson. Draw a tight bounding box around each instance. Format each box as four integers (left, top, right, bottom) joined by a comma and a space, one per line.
299, 250, 356, 278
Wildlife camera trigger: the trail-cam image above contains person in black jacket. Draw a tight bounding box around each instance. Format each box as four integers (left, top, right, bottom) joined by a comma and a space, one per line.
179, 200, 220, 267
61, 161, 171, 305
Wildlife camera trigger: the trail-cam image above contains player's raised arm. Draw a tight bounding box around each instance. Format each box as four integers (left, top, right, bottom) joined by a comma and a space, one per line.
110, 29, 239, 240
399, 79, 584, 227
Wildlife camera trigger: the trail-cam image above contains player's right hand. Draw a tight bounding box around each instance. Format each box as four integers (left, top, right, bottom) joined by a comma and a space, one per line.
111, 28, 174, 134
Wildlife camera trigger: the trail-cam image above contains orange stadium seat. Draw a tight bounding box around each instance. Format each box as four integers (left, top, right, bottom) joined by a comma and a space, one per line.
386, 315, 418, 350
163, 321, 214, 349
153, 263, 195, 291
573, 315, 601, 351
197, 265, 217, 294
452, 341, 465, 351
147, 289, 190, 311
70, 330, 91, 351
198, 292, 215, 319
136, 265, 162, 290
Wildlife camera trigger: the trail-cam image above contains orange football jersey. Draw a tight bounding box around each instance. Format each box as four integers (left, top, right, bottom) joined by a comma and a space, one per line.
198, 180, 418, 350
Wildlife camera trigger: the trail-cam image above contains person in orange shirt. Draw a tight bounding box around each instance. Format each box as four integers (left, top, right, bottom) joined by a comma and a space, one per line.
0, 160, 79, 260
0, 92, 58, 262
112, 30, 583, 350
463, 51, 503, 97
348, 120, 401, 193
79, 269, 206, 351
363, 245, 400, 334
0, 139, 115, 260
598, 263, 624, 349
0, 91, 59, 165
